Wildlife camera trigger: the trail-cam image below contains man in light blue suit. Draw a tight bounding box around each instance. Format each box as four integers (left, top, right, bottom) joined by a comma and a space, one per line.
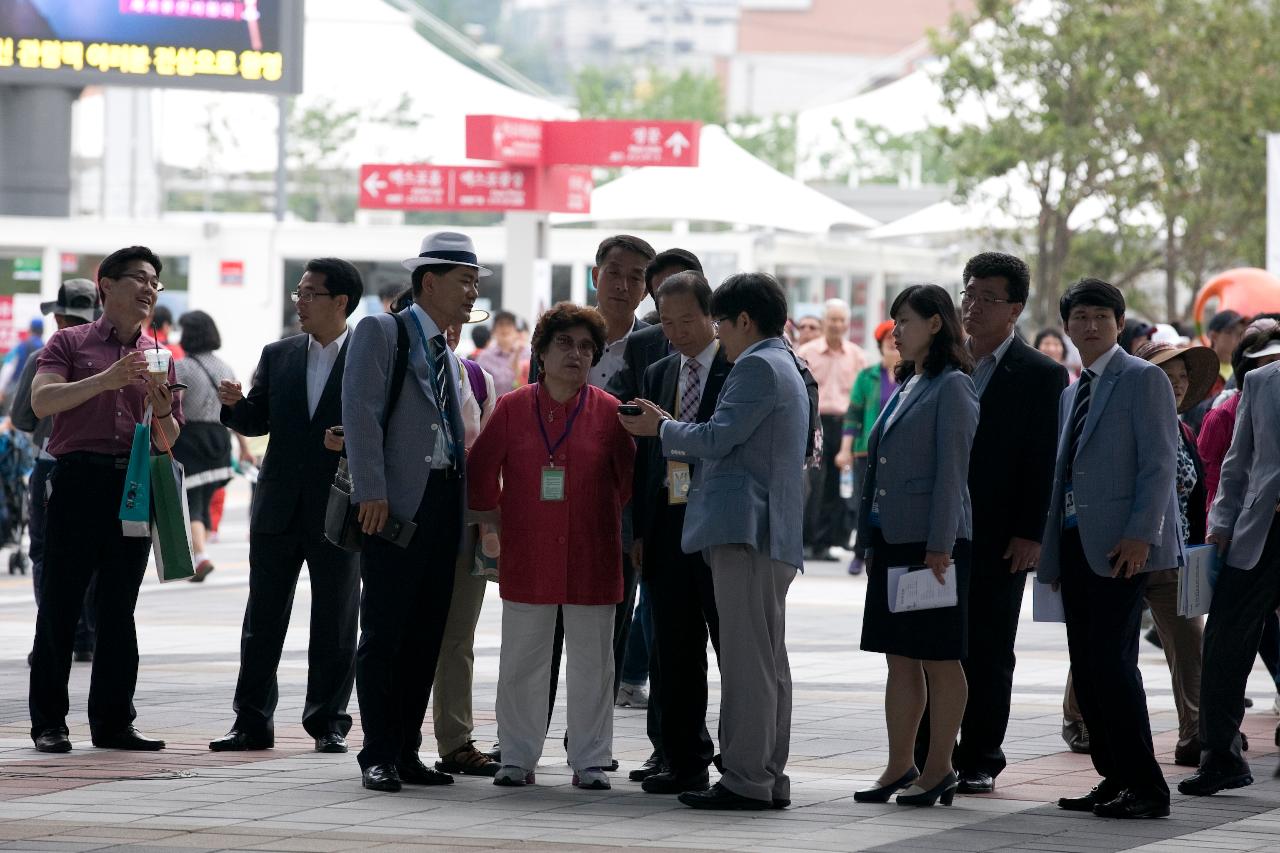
621, 272, 808, 811
342, 232, 481, 793
1037, 279, 1181, 820
1180, 357, 1280, 796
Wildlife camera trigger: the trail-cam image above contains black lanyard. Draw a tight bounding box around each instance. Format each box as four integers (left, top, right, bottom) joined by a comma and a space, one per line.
534, 383, 588, 464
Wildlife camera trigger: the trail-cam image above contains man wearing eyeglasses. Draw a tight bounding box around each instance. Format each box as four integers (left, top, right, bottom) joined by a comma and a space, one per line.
27, 246, 183, 754
913, 252, 1067, 796
210, 258, 364, 756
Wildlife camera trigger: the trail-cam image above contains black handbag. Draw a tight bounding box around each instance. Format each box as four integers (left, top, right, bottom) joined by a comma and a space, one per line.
324, 313, 412, 552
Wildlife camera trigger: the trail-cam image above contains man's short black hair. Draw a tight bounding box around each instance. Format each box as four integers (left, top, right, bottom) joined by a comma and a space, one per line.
410, 263, 464, 297
1059, 277, 1126, 324
963, 251, 1030, 305
656, 270, 712, 316
594, 234, 656, 266
98, 246, 162, 283
470, 325, 491, 350
377, 282, 403, 302
305, 257, 364, 317
711, 272, 788, 337
492, 310, 518, 328
151, 305, 174, 329
645, 248, 703, 294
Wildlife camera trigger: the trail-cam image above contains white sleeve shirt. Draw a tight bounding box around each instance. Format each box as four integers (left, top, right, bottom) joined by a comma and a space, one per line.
306, 328, 349, 418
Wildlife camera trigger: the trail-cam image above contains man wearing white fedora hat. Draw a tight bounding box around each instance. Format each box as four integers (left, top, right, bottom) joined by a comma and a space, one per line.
343, 231, 487, 792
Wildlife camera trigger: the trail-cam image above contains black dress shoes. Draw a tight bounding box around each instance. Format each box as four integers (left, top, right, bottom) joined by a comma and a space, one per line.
956, 771, 994, 794
629, 751, 665, 782
1092, 789, 1170, 819
33, 729, 71, 753
209, 729, 273, 751
92, 726, 165, 751
362, 764, 401, 792
642, 768, 710, 794
396, 754, 454, 785
1062, 720, 1091, 754
679, 782, 771, 810
1058, 783, 1121, 812
315, 733, 347, 754
1177, 767, 1253, 796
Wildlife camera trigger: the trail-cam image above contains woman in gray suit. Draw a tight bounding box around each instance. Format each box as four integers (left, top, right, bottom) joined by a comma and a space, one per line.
854, 284, 979, 807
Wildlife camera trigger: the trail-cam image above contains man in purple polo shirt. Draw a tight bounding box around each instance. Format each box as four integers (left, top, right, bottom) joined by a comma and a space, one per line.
28, 245, 183, 754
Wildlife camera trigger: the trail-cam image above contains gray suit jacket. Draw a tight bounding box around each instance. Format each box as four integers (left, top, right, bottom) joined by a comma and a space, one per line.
1208, 360, 1280, 570
660, 337, 809, 569
856, 367, 979, 555
342, 308, 467, 524
1037, 348, 1184, 583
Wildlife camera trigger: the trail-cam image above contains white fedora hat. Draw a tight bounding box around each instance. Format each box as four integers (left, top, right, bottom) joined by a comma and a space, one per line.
401, 231, 492, 276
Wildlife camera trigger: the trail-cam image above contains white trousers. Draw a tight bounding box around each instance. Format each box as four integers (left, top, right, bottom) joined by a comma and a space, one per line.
496, 601, 615, 772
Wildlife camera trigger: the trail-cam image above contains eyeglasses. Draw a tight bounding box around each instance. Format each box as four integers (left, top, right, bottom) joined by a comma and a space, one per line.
960, 288, 1013, 307
114, 270, 165, 292
291, 289, 335, 304
551, 334, 597, 357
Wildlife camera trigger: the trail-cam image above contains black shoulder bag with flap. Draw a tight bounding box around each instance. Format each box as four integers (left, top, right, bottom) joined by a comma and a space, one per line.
324, 314, 416, 551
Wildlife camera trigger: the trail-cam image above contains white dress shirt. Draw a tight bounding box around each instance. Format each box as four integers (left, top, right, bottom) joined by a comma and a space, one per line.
409, 303, 454, 468
969, 332, 1016, 397
306, 329, 349, 418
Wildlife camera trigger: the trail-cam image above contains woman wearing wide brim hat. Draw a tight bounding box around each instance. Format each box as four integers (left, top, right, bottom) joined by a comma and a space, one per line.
1133, 340, 1217, 766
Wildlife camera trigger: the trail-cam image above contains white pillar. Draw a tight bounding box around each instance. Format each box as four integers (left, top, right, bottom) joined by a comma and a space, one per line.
1268, 133, 1280, 274
503, 211, 550, 325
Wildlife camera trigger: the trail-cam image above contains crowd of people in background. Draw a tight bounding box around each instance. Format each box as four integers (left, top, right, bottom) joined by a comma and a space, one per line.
14, 231, 1280, 820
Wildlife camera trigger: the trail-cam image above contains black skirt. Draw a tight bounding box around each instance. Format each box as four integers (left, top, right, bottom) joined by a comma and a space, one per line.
172, 421, 233, 492
859, 527, 971, 661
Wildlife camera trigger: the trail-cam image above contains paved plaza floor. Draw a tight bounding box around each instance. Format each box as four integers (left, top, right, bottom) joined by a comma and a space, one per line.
3, 482, 1280, 852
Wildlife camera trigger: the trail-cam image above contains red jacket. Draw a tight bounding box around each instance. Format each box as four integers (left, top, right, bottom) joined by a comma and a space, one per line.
1197, 392, 1240, 514
468, 382, 634, 605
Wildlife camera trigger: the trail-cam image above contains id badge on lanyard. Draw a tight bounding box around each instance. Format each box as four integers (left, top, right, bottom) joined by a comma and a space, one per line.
535, 386, 588, 503
1063, 482, 1079, 529
541, 465, 566, 502
667, 461, 691, 505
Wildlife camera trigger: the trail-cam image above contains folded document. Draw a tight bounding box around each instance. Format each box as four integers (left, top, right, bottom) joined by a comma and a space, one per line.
887, 563, 958, 613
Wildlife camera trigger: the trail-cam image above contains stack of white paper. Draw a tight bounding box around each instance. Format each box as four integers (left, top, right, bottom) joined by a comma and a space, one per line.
887, 564, 958, 613
1179, 544, 1218, 618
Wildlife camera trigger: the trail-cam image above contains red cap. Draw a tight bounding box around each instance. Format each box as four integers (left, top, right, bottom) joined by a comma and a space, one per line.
874, 320, 895, 343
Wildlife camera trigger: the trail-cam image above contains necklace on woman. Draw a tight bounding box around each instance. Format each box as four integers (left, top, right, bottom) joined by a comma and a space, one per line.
545, 408, 556, 423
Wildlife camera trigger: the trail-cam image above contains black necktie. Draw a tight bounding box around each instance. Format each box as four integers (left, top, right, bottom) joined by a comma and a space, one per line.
429, 335, 457, 460
1067, 369, 1094, 476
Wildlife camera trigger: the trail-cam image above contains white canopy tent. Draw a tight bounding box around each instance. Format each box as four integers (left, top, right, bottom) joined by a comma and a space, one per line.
73, 0, 574, 173
553, 125, 880, 233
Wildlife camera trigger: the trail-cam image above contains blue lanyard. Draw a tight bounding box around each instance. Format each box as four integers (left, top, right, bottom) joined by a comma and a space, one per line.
407, 309, 444, 395
534, 383, 588, 464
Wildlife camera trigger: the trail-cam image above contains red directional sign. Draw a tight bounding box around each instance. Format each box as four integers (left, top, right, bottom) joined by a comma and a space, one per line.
543, 119, 700, 168
358, 163, 592, 213
465, 115, 545, 165
465, 116, 701, 168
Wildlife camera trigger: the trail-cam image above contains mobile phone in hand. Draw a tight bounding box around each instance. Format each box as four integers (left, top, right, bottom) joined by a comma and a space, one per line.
329, 426, 344, 436
617, 403, 643, 416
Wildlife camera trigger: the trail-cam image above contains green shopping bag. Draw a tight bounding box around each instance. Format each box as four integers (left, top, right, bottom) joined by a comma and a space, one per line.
149, 454, 195, 582
118, 417, 152, 537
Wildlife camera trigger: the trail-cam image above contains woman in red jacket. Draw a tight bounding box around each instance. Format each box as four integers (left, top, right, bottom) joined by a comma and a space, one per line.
468, 302, 635, 792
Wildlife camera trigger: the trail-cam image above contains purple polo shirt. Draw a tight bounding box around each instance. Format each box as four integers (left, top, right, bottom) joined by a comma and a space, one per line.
36, 315, 184, 458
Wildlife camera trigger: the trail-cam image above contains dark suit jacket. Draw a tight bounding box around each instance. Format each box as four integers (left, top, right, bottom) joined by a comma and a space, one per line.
606, 321, 667, 403
221, 333, 348, 536
968, 336, 1068, 561
632, 345, 732, 543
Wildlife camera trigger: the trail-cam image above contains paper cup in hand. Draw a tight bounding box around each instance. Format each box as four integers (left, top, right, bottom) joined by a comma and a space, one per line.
143, 348, 171, 383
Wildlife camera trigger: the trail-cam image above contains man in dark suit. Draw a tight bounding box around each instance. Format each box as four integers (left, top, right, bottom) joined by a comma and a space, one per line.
209, 258, 364, 754
631, 270, 730, 795
948, 253, 1067, 793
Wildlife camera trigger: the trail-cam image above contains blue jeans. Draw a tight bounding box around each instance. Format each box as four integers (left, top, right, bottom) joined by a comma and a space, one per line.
621, 580, 653, 685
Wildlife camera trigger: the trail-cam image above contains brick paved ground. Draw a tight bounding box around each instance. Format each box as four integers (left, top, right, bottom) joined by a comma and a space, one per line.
2, 482, 1279, 852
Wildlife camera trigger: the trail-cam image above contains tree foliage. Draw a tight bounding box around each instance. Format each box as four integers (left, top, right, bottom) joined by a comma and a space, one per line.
932, 0, 1280, 324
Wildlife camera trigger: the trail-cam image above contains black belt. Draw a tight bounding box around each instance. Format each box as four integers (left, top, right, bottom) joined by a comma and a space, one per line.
58, 451, 131, 470
429, 467, 463, 481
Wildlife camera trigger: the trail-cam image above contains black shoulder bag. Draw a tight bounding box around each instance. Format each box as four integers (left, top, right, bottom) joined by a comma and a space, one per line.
325, 314, 412, 551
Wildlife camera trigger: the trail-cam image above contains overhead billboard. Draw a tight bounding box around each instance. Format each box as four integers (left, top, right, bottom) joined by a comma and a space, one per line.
0, 0, 303, 94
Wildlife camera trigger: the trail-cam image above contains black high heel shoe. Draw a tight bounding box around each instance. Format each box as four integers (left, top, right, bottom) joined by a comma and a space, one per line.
853, 767, 920, 803
896, 771, 959, 807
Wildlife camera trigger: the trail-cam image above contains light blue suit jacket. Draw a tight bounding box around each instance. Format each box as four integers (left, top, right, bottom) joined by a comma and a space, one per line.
1208, 360, 1280, 570
1037, 347, 1183, 582
856, 367, 979, 555
660, 337, 809, 569
341, 307, 467, 524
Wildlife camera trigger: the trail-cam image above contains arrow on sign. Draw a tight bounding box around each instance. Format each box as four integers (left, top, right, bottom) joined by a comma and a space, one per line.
664, 131, 691, 158
363, 170, 388, 198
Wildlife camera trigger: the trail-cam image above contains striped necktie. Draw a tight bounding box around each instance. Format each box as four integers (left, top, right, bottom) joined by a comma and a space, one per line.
428, 335, 457, 461
1067, 369, 1094, 476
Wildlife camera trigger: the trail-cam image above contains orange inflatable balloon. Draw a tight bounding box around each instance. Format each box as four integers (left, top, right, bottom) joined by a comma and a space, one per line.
1193, 268, 1280, 339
